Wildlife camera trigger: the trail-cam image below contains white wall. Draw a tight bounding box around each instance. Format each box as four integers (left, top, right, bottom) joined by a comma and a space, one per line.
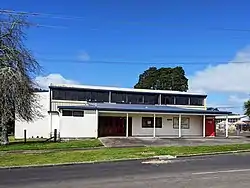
132, 114, 202, 137
51, 112, 60, 134
15, 92, 50, 139
60, 110, 98, 138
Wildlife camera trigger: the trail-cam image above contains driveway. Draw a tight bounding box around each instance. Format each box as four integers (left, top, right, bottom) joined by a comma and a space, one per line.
99, 137, 250, 147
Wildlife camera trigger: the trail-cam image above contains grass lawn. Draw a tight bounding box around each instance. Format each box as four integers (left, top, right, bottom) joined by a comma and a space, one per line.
1, 143, 250, 167
0, 138, 103, 151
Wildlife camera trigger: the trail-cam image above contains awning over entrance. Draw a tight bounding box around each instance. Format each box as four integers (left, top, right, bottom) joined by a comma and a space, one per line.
57, 103, 231, 115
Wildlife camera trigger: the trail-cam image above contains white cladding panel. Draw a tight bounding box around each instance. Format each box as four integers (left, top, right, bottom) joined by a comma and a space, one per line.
60, 110, 97, 138
51, 112, 60, 132
15, 92, 50, 139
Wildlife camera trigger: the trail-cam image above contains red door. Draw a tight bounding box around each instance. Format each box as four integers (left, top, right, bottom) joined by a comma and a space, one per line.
205, 118, 215, 136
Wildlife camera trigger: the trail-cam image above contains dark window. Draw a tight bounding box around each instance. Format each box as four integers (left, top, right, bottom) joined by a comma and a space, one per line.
112, 92, 159, 105
127, 93, 144, 104
161, 94, 175, 105
62, 110, 72, 116
175, 96, 189, 105
52, 89, 109, 102
111, 92, 127, 103
90, 91, 109, 102
190, 96, 204, 106
142, 117, 162, 128
78, 90, 91, 101
144, 94, 159, 104
73, 111, 84, 117
52, 89, 66, 100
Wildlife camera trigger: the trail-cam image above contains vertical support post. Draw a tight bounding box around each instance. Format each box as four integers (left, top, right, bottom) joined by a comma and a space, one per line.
54, 129, 57, 142
204, 98, 207, 110
178, 114, 182, 138
49, 86, 53, 137
158, 94, 162, 105
153, 114, 156, 138
203, 115, 206, 137
225, 115, 229, 138
49, 112, 52, 137
126, 113, 129, 138
109, 91, 112, 103
24, 129, 27, 143
96, 110, 99, 138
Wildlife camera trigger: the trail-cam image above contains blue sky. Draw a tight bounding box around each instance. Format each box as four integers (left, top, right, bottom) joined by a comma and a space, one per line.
2, 0, 250, 113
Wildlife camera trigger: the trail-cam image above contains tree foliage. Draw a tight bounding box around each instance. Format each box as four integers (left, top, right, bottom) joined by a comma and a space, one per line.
207, 107, 219, 111
244, 100, 250, 117
0, 15, 42, 145
134, 66, 188, 91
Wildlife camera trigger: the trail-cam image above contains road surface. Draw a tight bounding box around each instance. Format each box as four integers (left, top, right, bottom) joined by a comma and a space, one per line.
1, 153, 250, 187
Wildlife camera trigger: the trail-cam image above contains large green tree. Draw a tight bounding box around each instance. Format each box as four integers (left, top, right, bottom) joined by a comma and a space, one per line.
244, 100, 250, 117
0, 15, 42, 145
134, 66, 188, 91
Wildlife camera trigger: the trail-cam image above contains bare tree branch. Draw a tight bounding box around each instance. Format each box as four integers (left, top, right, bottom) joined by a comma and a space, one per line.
0, 14, 42, 145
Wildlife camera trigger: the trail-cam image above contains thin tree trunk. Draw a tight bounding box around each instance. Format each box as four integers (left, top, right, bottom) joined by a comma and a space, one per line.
1, 118, 9, 145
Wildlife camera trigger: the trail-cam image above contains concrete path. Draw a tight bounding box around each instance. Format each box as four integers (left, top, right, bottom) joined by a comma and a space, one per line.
99, 137, 250, 147
1, 153, 250, 187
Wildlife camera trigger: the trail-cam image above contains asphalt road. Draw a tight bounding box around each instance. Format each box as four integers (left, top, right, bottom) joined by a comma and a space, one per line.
1, 153, 250, 187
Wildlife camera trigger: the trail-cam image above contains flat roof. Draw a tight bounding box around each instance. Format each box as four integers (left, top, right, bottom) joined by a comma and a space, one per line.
49, 84, 207, 97
215, 115, 246, 119
58, 103, 231, 115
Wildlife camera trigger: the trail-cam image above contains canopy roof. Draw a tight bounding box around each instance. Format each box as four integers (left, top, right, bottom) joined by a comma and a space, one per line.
58, 103, 231, 115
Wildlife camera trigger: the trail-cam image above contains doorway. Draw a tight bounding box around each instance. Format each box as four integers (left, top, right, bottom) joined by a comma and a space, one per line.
205, 117, 215, 136
98, 116, 132, 137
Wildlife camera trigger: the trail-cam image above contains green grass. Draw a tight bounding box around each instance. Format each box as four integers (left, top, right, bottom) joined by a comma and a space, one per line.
0, 139, 103, 151
1, 143, 250, 167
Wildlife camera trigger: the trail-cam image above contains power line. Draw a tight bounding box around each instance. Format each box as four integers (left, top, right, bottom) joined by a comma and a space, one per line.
34, 52, 235, 59
2, 9, 250, 33
0, 9, 85, 20
37, 58, 250, 65
1, 21, 67, 29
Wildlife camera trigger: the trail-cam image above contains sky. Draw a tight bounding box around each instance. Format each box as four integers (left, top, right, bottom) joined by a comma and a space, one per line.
2, 0, 250, 114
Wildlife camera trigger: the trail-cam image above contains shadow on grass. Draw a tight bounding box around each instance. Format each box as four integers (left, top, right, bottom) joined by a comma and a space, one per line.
8, 140, 53, 145
7, 137, 59, 145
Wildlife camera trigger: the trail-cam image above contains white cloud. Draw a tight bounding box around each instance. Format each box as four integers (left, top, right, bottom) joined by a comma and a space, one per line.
189, 46, 250, 93
35, 74, 79, 89
78, 51, 90, 61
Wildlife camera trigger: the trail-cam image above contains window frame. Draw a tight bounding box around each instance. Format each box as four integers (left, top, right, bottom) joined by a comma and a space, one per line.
62, 110, 84, 117
175, 96, 190, 105
173, 117, 190, 129
72, 110, 84, 117
190, 96, 204, 106
161, 94, 175, 105
127, 93, 144, 104
52, 88, 109, 102
62, 110, 73, 116
142, 117, 162, 128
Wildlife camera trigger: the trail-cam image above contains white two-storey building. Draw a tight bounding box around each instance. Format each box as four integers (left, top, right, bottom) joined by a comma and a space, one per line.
15, 84, 231, 139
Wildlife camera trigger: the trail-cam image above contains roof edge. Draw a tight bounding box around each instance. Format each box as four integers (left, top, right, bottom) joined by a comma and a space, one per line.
57, 105, 231, 115
49, 84, 207, 97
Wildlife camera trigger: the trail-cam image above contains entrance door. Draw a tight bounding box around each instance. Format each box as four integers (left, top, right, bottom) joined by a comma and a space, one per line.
205, 118, 215, 136
98, 116, 132, 137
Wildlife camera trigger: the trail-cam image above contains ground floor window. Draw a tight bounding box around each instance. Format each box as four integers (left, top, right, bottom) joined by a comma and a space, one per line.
173, 117, 190, 129
142, 117, 162, 128
62, 110, 84, 117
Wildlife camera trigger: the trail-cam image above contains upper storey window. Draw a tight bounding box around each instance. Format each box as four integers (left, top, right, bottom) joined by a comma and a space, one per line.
52, 88, 109, 102
190, 96, 204, 106
51, 87, 205, 106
